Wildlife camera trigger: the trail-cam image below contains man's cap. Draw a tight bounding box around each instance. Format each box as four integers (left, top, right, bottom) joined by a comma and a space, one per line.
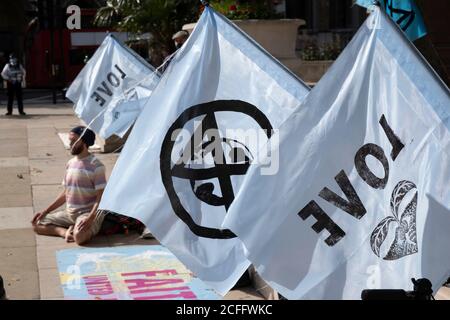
70, 126, 96, 147
172, 30, 189, 40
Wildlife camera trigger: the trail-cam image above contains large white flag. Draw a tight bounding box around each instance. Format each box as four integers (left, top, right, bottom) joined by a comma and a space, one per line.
99, 7, 310, 295
224, 7, 450, 299
66, 34, 159, 139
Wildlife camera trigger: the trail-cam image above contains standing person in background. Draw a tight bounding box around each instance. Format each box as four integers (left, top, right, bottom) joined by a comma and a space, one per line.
1, 54, 26, 116
172, 30, 189, 50
158, 30, 190, 74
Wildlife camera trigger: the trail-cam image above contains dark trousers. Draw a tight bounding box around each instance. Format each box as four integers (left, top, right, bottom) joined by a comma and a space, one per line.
6, 82, 24, 114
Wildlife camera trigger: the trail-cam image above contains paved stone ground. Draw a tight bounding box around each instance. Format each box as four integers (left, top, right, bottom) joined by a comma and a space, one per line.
0, 103, 263, 300
0, 103, 448, 301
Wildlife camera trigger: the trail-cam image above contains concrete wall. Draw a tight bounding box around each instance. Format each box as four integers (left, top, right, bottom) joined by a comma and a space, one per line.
232, 19, 305, 59
183, 18, 334, 84
184, 19, 305, 60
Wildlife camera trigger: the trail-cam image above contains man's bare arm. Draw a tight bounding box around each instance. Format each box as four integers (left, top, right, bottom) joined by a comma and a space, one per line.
77, 189, 104, 232
43, 190, 66, 214
31, 190, 66, 225
89, 189, 103, 218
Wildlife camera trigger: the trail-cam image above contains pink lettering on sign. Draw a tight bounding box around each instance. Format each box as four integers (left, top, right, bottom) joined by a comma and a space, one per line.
121, 269, 197, 300
124, 278, 184, 292
130, 285, 191, 295
83, 275, 116, 299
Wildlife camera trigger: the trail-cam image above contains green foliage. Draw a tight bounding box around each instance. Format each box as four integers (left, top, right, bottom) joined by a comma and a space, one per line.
209, 0, 279, 20
94, 0, 284, 64
94, 0, 200, 65
300, 41, 342, 61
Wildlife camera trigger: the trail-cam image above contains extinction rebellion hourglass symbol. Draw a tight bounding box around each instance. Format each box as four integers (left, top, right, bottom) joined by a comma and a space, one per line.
160, 100, 273, 239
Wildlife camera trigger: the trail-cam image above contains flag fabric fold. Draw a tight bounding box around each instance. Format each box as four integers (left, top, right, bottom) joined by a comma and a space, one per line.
223, 7, 450, 299
98, 7, 310, 295
66, 34, 159, 139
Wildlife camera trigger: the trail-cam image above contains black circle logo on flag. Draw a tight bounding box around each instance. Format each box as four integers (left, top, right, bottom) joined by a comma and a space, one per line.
160, 100, 273, 239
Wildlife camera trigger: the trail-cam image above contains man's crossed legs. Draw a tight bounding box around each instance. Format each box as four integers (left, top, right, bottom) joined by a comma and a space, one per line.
32, 210, 104, 245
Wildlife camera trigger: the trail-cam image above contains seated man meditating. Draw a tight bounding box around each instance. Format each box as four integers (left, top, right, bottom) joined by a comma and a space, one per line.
31, 126, 106, 245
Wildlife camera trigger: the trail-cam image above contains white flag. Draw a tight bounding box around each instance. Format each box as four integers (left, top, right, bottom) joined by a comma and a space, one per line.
66, 34, 159, 139
99, 7, 309, 295
100, 96, 150, 139
224, 7, 450, 299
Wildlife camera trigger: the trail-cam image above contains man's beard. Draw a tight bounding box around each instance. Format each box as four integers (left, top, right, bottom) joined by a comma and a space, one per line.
70, 144, 83, 155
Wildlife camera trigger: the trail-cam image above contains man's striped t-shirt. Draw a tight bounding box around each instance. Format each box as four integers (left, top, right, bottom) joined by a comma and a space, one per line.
63, 154, 106, 215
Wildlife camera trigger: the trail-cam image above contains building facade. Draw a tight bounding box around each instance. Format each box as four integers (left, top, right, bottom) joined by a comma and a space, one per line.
1, 0, 448, 87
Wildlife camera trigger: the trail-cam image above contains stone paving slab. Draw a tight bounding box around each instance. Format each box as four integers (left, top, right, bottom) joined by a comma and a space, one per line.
2, 270, 40, 300
55, 123, 80, 131
0, 167, 32, 208
32, 184, 65, 213
23, 115, 75, 125
30, 159, 67, 185
27, 126, 58, 137
29, 145, 68, 160
27, 125, 58, 132
37, 244, 65, 270
0, 165, 30, 178
0, 207, 33, 230
28, 137, 62, 149
38, 268, 64, 299
0, 121, 23, 128
28, 121, 74, 130
0, 194, 33, 208
0, 165, 31, 181
0, 228, 35, 248
29, 156, 68, 167
0, 157, 29, 168
0, 246, 40, 300
28, 132, 63, 149
29, 120, 79, 132
1, 139, 28, 158
0, 115, 30, 122
0, 184, 32, 195
35, 233, 77, 247
0, 126, 27, 137
105, 232, 160, 247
